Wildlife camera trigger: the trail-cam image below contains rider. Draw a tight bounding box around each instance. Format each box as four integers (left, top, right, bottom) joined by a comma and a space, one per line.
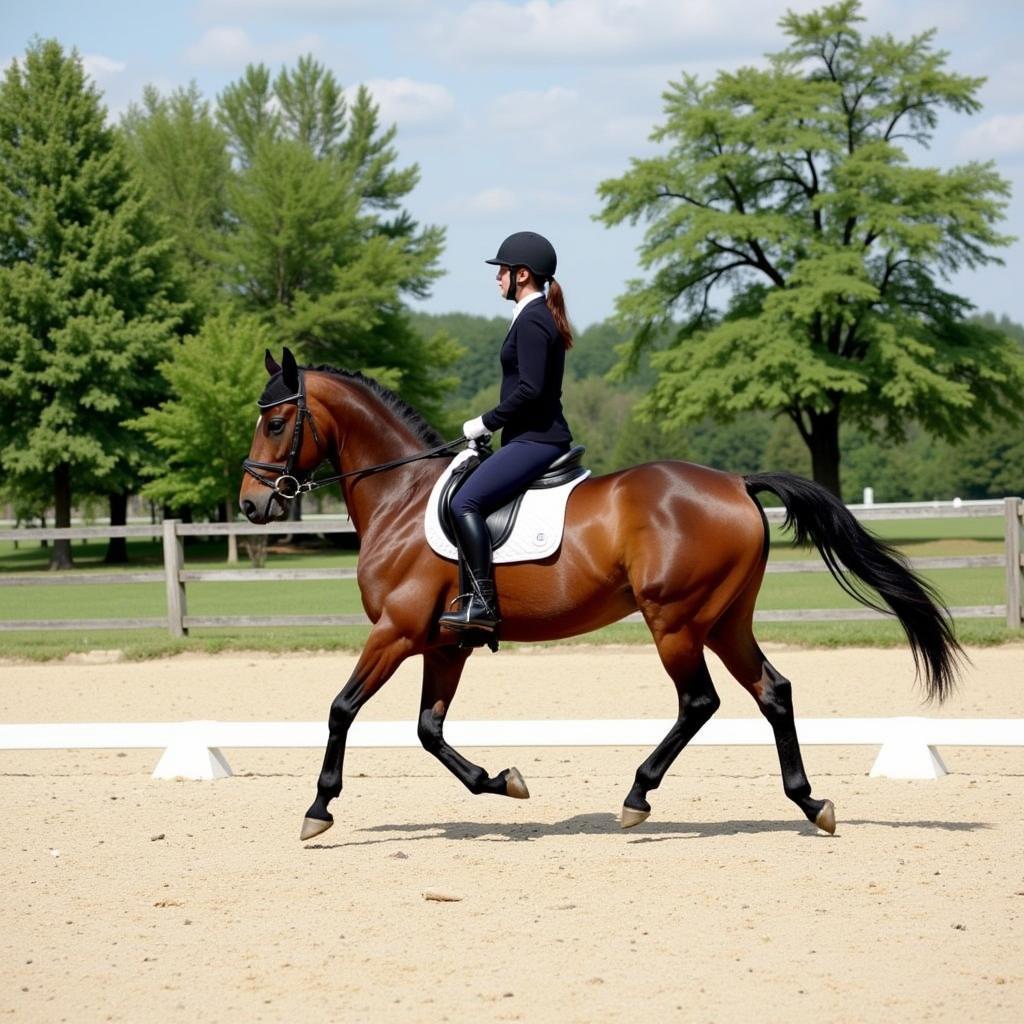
439, 231, 574, 634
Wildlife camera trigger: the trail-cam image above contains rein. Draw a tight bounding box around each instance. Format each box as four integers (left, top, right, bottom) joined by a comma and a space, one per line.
242, 370, 471, 500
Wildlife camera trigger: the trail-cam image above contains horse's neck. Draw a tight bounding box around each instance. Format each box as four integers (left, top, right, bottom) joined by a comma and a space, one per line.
317, 376, 446, 541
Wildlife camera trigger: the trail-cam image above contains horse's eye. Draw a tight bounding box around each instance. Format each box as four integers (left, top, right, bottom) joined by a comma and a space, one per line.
268, 417, 286, 435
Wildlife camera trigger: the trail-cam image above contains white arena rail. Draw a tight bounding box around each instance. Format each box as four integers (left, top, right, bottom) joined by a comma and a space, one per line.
1, 717, 1021, 781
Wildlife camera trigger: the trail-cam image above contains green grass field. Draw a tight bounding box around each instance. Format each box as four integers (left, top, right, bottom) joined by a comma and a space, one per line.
0, 515, 1018, 660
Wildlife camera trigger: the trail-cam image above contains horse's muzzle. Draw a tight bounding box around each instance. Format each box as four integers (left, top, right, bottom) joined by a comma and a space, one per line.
241, 494, 288, 524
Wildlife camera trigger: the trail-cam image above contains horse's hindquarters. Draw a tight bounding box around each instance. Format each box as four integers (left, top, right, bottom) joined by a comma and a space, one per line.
482, 462, 765, 644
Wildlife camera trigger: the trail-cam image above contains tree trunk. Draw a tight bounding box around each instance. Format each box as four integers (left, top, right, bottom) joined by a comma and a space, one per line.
50, 463, 73, 570
807, 408, 842, 499
104, 491, 129, 564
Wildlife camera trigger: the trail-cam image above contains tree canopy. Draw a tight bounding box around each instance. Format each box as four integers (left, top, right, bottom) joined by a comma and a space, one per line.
597, 0, 1022, 497
130, 312, 269, 562
217, 58, 454, 422
121, 83, 231, 325
0, 39, 183, 566
120, 56, 455, 427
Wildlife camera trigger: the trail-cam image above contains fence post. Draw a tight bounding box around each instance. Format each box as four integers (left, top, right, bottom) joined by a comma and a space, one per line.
1007, 497, 1023, 630
162, 519, 187, 637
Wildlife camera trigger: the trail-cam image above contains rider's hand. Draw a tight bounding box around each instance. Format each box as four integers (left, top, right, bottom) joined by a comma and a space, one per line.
462, 416, 488, 440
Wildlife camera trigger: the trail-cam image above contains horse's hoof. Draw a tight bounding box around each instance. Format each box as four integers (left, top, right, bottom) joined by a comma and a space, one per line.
300, 816, 333, 842
814, 799, 836, 835
620, 805, 650, 829
505, 767, 530, 799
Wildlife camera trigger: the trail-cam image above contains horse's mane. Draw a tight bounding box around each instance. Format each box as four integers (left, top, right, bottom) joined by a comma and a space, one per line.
305, 365, 445, 448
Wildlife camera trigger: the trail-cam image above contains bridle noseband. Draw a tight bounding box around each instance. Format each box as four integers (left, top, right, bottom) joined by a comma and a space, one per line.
242, 370, 472, 501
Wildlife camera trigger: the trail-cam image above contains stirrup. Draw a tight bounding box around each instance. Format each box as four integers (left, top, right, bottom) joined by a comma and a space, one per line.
439, 592, 499, 633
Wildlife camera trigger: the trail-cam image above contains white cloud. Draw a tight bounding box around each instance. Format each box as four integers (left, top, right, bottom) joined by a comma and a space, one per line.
429, 0, 823, 64
490, 85, 578, 131
184, 26, 322, 69
196, 0, 424, 18
355, 78, 457, 133
488, 87, 578, 161
465, 187, 517, 213
957, 114, 1024, 157
859, 0, 971, 38
487, 85, 656, 160
441, 184, 588, 223
81, 54, 126, 79
979, 63, 1024, 106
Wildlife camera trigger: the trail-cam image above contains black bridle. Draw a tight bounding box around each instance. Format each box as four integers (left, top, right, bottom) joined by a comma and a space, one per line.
242, 370, 470, 501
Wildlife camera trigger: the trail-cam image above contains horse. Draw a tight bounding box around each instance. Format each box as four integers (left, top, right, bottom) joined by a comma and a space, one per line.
240, 348, 961, 843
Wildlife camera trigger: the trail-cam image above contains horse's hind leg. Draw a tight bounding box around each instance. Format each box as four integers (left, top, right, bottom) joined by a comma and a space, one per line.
707, 608, 836, 835
417, 646, 530, 799
622, 625, 721, 828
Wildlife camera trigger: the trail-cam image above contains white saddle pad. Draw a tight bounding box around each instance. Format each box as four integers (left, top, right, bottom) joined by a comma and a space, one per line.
424, 448, 590, 564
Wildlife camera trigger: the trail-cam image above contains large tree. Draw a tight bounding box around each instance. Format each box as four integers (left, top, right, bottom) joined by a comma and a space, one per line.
217, 58, 455, 424
120, 83, 231, 326
597, 0, 1022, 497
130, 312, 270, 563
0, 39, 183, 567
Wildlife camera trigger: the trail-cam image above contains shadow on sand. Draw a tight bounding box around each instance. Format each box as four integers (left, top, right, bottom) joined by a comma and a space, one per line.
303, 812, 990, 849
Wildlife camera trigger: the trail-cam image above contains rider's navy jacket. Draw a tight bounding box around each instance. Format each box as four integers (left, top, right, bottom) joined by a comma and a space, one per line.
481, 295, 572, 447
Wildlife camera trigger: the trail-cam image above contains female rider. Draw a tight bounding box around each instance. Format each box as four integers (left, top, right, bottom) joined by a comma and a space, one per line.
439, 231, 574, 634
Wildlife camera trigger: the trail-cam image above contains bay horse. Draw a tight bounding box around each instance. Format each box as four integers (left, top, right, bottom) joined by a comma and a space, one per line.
240, 349, 961, 843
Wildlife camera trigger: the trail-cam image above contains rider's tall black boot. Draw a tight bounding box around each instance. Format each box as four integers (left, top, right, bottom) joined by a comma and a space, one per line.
439, 511, 499, 633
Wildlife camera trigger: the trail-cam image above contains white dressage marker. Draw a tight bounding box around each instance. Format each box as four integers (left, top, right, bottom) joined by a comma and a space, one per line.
1, 717, 1022, 781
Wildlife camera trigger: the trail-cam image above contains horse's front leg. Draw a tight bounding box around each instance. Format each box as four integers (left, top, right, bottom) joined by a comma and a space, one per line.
301, 622, 415, 842
417, 646, 530, 799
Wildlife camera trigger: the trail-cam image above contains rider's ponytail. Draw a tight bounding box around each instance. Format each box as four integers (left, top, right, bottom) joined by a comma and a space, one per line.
546, 277, 573, 350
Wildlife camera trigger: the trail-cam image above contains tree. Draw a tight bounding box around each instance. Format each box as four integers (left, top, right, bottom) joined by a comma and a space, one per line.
217, 57, 454, 424
597, 0, 1022, 498
130, 312, 270, 563
951, 431, 1024, 500
120, 82, 232, 325
0, 39, 183, 568
568, 320, 633, 382
561, 377, 638, 476
409, 311, 508, 403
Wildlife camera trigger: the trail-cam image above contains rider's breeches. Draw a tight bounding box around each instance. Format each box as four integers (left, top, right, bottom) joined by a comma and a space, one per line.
451, 439, 569, 518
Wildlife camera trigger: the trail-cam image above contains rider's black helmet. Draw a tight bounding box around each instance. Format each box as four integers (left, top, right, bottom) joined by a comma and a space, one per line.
485, 231, 557, 280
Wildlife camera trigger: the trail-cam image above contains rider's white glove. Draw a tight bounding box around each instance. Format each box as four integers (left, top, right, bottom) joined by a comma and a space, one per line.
463, 416, 488, 440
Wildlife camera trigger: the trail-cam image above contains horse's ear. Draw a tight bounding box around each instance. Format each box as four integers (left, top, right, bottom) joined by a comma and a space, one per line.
265, 349, 281, 376
281, 347, 299, 391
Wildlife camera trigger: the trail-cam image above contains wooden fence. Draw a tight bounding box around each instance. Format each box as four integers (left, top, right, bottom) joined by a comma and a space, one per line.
0, 497, 1021, 635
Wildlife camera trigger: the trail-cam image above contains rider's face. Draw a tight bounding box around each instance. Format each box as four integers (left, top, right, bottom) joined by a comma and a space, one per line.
496, 265, 531, 299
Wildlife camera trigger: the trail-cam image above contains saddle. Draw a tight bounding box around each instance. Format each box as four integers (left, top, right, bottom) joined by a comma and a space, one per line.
419, 444, 589, 565
437, 444, 588, 552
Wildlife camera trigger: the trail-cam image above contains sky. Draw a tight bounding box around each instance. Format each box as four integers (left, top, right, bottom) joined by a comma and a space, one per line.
3, 0, 1023, 329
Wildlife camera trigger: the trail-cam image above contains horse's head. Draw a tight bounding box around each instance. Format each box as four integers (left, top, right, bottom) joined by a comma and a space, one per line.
239, 348, 328, 523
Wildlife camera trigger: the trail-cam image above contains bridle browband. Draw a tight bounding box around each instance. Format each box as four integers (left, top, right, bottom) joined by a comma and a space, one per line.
242, 370, 467, 501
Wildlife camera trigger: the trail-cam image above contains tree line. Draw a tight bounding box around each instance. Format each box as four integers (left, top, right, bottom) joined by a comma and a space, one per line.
2, 2, 1022, 569
413, 309, 1024, 502
0, 41, 453, 566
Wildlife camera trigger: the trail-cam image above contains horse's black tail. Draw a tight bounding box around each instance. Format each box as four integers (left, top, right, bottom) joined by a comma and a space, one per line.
744, 471, 963, 703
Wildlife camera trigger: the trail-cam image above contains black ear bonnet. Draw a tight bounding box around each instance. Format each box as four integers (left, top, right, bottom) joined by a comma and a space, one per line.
258, 372, 302, 410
